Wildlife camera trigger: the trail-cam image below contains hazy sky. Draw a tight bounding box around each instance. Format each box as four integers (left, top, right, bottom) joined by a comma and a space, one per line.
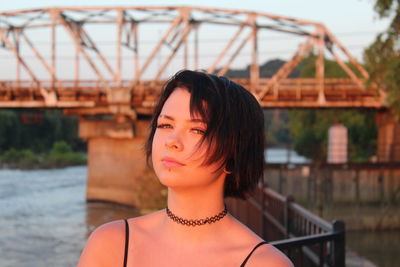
0, 0, 390, 58
0, 0, 390, 79
1, 1, 388, 30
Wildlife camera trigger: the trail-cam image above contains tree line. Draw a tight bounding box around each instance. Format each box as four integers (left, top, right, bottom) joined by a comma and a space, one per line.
0, 110, 86, 168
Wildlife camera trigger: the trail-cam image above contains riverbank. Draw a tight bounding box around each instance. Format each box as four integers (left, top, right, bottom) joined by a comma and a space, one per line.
0, 141, 86, 169
0, 156, 86, 169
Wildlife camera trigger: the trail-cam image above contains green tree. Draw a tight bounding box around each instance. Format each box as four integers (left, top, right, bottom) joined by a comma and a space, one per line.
0, 110, 21, 151
0, 110, 85, 153
288, 55, 377, 162
364, 0, 400, 116
264, 110, 291, 147
289, 109, 376, 162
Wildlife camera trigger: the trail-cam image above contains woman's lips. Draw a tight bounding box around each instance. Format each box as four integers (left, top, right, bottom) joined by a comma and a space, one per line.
161, 157, 185, 168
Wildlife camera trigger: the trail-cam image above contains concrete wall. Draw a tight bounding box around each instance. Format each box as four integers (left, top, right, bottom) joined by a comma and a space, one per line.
264, 164, 400, 230
376, 111, 400, 162
265, 165, 400, 204
80, 117, 166, 209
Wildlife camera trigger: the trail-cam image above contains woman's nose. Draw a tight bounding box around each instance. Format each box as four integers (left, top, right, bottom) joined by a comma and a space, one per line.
165, 134, 183, 151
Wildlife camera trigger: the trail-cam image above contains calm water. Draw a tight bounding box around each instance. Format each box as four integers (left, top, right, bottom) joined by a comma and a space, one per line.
264, 148, 310, 164
347, 230, 399, 267
0, 166, 398, 266
0, 166, 139, 267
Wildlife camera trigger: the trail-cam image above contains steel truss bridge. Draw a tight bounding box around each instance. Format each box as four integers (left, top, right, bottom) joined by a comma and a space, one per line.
0, 6, 386, 116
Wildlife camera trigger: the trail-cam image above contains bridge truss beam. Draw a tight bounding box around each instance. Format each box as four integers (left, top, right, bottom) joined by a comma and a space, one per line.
0, 6, 385, 113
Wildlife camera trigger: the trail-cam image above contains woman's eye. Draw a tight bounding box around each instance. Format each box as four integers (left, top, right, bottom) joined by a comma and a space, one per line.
192, 128, 206, 135
156, 123, 172, 129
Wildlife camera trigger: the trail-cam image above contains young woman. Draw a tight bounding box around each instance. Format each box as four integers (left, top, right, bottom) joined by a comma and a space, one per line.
78, 70, 293, 267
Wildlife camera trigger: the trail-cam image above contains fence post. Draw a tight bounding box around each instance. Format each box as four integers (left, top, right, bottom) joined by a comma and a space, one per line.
261, 180, 266, 238
279, 165, 283, 194
284, 195, 294, 238
331, 220, 345, 267
378, 171, 384, 205
354, 168, 360, 205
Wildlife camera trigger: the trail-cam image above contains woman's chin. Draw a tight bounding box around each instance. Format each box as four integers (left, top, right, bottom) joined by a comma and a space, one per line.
157, 175, 201, 191
157, 174, 184, 187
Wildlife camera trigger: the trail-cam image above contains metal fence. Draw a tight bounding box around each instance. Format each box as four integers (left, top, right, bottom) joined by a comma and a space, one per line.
226, 185, 345, 267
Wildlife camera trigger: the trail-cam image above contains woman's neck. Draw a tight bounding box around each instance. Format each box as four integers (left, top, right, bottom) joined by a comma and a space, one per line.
160, 184, 229, 243
166, 183, 225, 219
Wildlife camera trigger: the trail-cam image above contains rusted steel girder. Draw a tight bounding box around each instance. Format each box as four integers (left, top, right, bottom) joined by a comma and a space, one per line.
0, 6, 384, 114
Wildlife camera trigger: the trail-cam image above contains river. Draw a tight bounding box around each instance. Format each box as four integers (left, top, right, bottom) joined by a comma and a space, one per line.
0, 166, 397, 266
0, 166, 139, 267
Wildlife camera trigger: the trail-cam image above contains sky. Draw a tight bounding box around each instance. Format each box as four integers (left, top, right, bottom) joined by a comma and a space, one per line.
0, 0, 391, 80
1, 0, 389, 35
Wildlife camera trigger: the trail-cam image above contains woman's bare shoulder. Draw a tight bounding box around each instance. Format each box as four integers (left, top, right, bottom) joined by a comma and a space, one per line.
225, 215, 265, 243
225, 216, 293, 266
130, 209, 165, 228
77, 219, 126, 267
245, 244, 294, 267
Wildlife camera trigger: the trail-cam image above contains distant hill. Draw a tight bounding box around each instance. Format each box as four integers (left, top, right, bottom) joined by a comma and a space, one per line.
222, 58, 304, 78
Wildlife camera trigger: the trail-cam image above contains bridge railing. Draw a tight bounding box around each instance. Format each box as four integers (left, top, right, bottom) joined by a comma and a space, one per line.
0, 79, 167, 90
0, 78, 381, 108
0, 79, 168, 104
226, 185, 345, 267
0, 77, 374, 93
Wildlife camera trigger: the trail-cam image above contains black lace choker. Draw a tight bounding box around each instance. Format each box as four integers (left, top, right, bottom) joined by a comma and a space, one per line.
166, 206, 228, 226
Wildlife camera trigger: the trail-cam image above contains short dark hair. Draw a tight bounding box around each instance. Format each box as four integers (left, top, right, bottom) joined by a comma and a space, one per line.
145, 70, 264, 199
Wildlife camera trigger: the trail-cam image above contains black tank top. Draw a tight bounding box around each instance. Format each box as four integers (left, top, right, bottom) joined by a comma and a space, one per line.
123, 219, 268, 267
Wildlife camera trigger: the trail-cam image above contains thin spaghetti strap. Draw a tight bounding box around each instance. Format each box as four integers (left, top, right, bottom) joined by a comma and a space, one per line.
123, 219, 129, 267
240, 241, 268, 267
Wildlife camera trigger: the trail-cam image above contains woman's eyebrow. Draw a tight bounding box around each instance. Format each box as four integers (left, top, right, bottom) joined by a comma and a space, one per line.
190, 118, 206, 123
158, 114, 174, 120
159, 114, 205, 123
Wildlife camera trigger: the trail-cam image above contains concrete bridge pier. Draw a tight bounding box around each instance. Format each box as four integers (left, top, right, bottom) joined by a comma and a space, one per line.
78, 116, 165, 208
376, 111, 400, 162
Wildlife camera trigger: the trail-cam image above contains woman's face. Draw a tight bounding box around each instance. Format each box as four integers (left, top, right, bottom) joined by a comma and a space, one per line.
151, 87, 225, 190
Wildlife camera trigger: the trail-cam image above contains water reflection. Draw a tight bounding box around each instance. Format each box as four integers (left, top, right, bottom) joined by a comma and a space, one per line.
347, 230, 400, 267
